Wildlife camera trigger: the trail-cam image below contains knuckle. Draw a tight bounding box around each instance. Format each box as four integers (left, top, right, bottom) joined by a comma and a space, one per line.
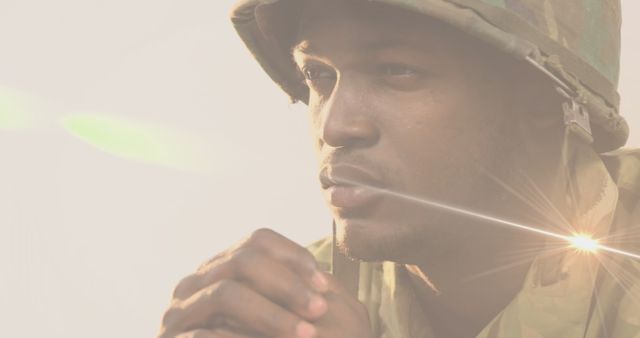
283, 246, 317, 274
285, 280, 312, 308
246, 228, 275, 247
161, 304, 184, 328
264, 308, 297, 335
297, 249, 317, 270
229, 247, 262, 274
174, 251, 232, 301
197, 251, 226, 273
172, 274, 196, 300
190, 329, 215, 338
208, 279, 237, 305
298, 288, 316, 309
157, 330, 171, 338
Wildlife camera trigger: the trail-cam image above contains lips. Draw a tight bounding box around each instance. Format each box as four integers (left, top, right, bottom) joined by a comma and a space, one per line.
319, 164, 384, 211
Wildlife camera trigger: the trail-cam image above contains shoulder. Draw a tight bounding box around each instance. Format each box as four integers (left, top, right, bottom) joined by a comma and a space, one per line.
602, 148, 640, 245
602, 148, 640, 196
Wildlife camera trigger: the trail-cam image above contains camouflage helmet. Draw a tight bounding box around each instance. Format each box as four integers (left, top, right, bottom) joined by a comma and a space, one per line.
231, 0, 629, 152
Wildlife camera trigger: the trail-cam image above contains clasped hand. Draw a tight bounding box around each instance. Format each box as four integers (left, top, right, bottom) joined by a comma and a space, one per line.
158, 229, 373, 338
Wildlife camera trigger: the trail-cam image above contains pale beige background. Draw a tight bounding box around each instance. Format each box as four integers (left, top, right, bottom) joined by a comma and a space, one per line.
0, 1, 637, 337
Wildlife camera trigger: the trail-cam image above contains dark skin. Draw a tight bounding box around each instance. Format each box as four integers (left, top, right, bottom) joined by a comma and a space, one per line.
158, 0, 568, 337
157, 228, 371, 338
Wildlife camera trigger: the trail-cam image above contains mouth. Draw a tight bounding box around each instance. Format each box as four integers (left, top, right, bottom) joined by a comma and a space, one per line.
319, 164, 384, 211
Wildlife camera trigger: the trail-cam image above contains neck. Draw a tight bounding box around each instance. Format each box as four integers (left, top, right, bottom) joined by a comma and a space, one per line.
404, 166, 569, 337
404, 245, 532, 337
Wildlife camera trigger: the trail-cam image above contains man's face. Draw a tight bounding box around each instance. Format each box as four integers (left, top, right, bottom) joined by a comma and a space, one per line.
293, 0, 526, 263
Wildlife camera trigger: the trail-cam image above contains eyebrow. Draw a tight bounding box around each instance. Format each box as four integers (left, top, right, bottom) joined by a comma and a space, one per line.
291, 40, 313, 55
291, 38, 424, 56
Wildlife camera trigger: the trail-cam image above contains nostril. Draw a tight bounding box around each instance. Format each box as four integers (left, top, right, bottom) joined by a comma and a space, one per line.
321, 112, 380, 148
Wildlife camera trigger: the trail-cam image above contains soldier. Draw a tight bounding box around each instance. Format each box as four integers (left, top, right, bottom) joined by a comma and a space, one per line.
159, 0, 640, 337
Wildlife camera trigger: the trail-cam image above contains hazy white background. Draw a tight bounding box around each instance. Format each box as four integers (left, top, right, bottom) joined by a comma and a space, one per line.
0, 1, 637, 337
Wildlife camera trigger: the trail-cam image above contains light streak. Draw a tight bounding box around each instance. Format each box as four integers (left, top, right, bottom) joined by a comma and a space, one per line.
338, 178, 640, 261
61, 113, 212, 173
596, 243, 640, 261
0, 86, 34, 130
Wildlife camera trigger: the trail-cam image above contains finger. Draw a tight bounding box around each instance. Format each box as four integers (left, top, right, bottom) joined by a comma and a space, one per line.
320, 272, 368, 315
174, 249, 327, 319
174, 328, 259, 338
174, 329, 217, 338
175, 230, 328, 302
322, 272, 348, 295
164, 279, 318, 338
173, 251, 234, 301
241, 229, 328, 291
173, 261, 234, 301
218, 248, 328, 319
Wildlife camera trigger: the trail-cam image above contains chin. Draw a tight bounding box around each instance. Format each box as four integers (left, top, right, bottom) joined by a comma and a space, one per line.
335, 218, 418, 263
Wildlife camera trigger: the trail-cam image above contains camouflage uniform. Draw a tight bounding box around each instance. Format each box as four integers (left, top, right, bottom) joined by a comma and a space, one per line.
230, 0, 640, 336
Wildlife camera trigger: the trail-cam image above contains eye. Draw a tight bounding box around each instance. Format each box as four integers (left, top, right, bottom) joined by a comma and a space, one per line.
299, 64, 337, 95
301, 64, 336, 82
376, 63, 429, 91
379, 64, 423, 77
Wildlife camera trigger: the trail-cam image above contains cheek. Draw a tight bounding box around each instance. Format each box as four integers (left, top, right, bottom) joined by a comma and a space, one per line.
307, 99, 325, 152
378, 87, 467, 161
367, 95, 454, 198
376, 84, 508, 195
377, 77, 486, 140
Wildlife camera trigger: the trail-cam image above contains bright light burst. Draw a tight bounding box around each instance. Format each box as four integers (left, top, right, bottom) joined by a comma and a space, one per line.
569, 234, 600, 253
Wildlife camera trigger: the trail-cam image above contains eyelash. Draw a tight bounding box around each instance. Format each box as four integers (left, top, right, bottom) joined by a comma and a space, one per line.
378, 64, 424, 77
297, 62, 429, 94
300, 64, 422, 79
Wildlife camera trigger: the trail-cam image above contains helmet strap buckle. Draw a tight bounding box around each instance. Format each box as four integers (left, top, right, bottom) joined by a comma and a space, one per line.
526, 57, 595, 146
560, 92, 594, 145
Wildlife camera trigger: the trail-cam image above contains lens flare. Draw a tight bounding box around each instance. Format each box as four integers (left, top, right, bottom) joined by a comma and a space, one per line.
61, 113, 211, 173
334, 176, 640, 261
569, 234, 600, 253
0, 86, 34, 130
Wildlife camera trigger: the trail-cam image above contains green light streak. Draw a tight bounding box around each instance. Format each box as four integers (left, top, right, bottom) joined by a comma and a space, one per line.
61, 114, 208, 172
0, 86, 33, 130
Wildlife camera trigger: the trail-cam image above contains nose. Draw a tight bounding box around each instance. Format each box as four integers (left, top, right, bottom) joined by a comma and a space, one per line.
319, 77, 380, 149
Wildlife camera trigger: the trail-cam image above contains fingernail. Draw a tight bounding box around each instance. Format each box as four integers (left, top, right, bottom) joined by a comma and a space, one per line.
311, 272, 328, 292
296, 321, 317, 338
308, 294, 327, 315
